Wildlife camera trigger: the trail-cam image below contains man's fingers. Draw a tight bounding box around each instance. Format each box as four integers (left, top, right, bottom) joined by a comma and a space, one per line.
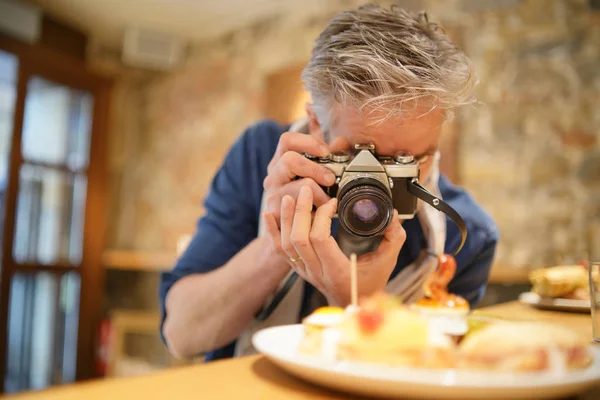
280, 195, 299, 260
374, 210, 406, 257
309, 198, 338, 249
267, 132, 329, 173
264, 152, 336, 189
290, 186, 324, 289
274, 178, 330, 206
284, 178, 331, 207
263, 212, 282, 251
264, 211, 302, 275
310, 198, 348, 286
264, 178, 331, 224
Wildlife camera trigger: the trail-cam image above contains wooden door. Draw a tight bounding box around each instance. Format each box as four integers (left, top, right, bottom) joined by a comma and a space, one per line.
0, 33, 110, 394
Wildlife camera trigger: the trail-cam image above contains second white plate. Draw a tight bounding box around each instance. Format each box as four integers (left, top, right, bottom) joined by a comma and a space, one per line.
519, 291, 591, 313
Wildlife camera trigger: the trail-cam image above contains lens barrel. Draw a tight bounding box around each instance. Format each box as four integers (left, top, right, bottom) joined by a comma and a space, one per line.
337, 177, 394, 237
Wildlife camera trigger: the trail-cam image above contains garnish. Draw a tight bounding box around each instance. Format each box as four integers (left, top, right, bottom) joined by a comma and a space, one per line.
357, 308, 384, 334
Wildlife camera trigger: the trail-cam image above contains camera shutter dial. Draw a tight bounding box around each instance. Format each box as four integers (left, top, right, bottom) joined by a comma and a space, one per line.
394, 151, 414, 164
331, 151, 350, 163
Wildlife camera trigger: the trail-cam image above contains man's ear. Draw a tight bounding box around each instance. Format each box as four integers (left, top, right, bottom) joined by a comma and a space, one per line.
305, 102, 325, 141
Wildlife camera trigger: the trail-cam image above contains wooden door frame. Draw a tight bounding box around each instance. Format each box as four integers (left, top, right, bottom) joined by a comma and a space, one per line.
0, 32, 112, 391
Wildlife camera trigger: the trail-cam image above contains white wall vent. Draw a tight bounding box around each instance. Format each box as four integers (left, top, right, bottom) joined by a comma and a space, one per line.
122, 26, 186, 71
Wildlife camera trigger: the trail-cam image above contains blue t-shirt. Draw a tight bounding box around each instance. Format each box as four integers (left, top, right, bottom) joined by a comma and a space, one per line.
159, 119, 499, 361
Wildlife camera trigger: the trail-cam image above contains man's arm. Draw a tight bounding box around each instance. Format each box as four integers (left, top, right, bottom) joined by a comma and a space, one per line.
163, 236, 289, 358
159, 121, 286, 359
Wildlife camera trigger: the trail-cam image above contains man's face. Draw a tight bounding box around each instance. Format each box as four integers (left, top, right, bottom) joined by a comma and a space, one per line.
314, 106, 444, 182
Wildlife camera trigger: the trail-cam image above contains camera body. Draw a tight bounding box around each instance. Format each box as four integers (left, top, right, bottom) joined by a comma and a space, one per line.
303, 143, 421, 238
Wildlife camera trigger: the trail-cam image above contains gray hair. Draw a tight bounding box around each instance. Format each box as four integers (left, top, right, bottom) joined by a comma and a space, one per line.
302, 4, 476, 131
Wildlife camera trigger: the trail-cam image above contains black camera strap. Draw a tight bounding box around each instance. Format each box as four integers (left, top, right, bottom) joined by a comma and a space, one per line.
255, 271, 298, 321
407, 179, 467, 256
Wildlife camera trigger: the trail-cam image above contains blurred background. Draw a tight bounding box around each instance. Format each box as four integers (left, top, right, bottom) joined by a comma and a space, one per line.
0, 0, 598, 396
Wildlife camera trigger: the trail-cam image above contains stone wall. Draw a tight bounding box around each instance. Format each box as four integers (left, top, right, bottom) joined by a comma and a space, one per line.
453, 0, 600, 266
102, 0, 600, 271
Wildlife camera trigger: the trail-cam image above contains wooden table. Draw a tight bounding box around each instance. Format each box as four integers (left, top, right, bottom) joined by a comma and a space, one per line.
3, 301, 599, 400
473, 301, 594, 342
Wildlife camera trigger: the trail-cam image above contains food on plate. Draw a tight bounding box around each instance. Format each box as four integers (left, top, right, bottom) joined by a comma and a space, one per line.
297, 293, 402, 358
464, 311, 524, 333
297, 306, 347, 357
336, 293, 456, 368
529, 264, 595, 300
458, 321, 593, 371
298, 292, 457, 368
296, 291, 595, 373
412, 254, 470, 337
464, 314, 509, 338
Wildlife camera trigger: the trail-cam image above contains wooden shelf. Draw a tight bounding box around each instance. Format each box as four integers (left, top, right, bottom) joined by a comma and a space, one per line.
103, 250, 177, 271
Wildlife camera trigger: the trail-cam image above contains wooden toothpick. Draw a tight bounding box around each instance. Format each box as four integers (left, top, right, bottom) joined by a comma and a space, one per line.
350, 253, 358, 308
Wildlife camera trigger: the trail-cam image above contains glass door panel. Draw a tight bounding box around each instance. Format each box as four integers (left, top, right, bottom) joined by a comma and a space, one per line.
4, 271, 80, 393
13, 165, 87, 266
0, 50, 18, 262
21, 77, 93, 170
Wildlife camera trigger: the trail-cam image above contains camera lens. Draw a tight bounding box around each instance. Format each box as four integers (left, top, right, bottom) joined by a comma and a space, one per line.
352, 199, 379, 223
338, 178, 393, 237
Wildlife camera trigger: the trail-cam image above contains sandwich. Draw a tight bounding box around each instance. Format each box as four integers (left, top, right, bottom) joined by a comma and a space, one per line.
458, 321, 593, 371
529, 264, 596, 300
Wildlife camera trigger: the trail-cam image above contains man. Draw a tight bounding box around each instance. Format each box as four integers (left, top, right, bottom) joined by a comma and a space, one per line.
160, 4, 499, 361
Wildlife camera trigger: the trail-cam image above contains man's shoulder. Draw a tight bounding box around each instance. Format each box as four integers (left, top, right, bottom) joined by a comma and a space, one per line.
226, 119, 289, 179
241, 119, 289, 151
439, 175, 499, 245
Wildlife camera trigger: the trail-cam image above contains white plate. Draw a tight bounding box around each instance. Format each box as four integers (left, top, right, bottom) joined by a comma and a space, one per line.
519, 291, 591, 313
252, 324, 600, 400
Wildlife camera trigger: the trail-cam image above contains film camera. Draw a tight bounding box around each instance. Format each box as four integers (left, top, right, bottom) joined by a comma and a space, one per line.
255, 143, 469, 322
303, 143, 467, 254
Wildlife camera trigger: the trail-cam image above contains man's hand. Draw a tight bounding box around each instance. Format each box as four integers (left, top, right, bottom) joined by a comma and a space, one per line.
263, 132, 337, 224
263, 186, 406, 306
